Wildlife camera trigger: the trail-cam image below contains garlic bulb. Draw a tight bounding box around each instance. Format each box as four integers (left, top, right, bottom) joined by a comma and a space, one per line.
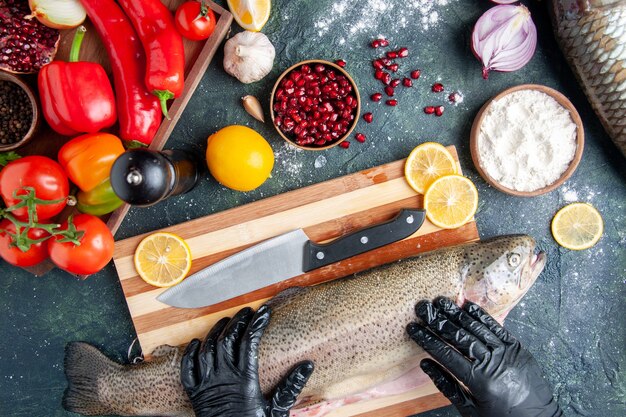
28, 0, 86, 30
223, 31, 275, 84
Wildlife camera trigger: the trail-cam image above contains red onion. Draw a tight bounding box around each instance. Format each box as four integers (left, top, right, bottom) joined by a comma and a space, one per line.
490, 0, 519, 3
472, 5, 537, 79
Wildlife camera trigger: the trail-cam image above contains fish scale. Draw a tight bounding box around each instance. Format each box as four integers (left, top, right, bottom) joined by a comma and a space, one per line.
551, 0, 626, 156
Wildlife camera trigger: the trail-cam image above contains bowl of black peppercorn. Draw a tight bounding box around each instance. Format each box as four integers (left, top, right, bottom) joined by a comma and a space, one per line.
0, 71, 40, 151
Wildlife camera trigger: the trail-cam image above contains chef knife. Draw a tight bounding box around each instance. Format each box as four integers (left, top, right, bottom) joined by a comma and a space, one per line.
157, 209, 426, 309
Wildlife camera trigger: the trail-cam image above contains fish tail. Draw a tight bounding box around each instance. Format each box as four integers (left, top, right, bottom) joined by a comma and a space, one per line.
63, 342, 122, 416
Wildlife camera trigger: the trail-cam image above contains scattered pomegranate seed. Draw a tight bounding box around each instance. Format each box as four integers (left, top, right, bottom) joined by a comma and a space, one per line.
379, 39, 389, 47
390, 78, 401, 87
371, 39, 381, 48
435, 106, 444, 116
448, 91, 463, 104
371, 93, 382, 102
402, 78, 413, 87
372, 59, 384, 70
397, 47, 409, 58
385, 86, 395, 96
374, 69, 385, 80
339, 141, 350, 148
387, 63, 399, 72
335, 59, 346, 68
355, 133, 366, 143
410, 70, 421, 79
363, 112, 373, 123
432, 83, 444, 93
381, 58, 392, 66
382, 72, 392, 85
424, 106, 435, 114
386, 51, 398, 59
386, 99, 398, 106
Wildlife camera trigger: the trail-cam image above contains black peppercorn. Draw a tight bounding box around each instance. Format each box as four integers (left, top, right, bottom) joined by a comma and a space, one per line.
0, 81, 33, 145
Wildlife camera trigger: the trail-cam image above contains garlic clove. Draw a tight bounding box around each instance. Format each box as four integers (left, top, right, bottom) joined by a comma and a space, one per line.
242, 95, 265, 122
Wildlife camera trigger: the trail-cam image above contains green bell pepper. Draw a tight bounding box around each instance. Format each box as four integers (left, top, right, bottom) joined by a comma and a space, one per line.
76, 179, 124, 216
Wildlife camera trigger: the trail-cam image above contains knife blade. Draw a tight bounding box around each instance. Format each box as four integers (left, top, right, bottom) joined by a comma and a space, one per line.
157, 209, 425, 309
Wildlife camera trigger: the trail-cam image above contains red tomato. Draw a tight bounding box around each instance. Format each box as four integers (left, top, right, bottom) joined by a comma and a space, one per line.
48, 214, 114, 275
0, 156, 69, 221
0, 219, 50, 267
175, 1, 217, 41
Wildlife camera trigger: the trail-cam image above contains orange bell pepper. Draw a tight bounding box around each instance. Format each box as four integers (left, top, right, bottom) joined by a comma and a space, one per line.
58, 133, 125, 192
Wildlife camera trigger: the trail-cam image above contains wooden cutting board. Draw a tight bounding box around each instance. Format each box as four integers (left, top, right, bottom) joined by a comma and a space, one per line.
113, 146, 478, 416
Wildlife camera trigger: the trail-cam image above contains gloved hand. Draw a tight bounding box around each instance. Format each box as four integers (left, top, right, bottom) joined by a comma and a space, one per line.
407, 297, 562, 417
181, 305, 314, 417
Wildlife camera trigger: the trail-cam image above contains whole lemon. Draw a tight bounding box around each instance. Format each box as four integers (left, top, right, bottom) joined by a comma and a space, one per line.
206, 125, 274, 192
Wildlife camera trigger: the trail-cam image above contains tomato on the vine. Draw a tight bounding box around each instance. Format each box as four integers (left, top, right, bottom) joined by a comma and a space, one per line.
0, 156, 69, 221
0, 219, 50, 267
48, 214, 114, 275
175, 0, 217, 41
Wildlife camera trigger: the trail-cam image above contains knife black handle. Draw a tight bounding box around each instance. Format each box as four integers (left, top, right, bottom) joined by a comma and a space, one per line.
302, 209, 426, 272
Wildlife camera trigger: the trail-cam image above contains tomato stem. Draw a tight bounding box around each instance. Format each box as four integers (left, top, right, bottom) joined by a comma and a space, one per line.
199, 0, 208, 17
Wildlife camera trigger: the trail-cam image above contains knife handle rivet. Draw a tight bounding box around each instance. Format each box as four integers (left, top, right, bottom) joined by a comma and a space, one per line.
316, 251, 325, 260
360, 236, 369, 244
406, 215, 414, 224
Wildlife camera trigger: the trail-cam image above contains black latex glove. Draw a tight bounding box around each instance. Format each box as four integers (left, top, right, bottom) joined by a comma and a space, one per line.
181, 305, 314, 417
407, 297, 562, 417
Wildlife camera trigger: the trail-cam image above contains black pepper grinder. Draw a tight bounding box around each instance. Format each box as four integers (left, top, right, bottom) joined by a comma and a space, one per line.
110, 149, 199, 207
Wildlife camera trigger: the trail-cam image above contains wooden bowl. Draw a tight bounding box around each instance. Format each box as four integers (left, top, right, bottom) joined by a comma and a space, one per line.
270, 59, 361, 151
0, 71, 40, 151
470, 84, 584, 197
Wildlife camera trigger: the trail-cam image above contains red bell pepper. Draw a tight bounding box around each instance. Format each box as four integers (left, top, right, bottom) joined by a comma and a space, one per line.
80, 0, 162, 145
38, 26, 117, 136
118, 0, 186, 119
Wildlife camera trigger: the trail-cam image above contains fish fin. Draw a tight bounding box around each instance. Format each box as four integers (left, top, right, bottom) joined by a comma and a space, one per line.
63, 342, 122, 416
265, 286, 306, 308
150, 344, 178, 358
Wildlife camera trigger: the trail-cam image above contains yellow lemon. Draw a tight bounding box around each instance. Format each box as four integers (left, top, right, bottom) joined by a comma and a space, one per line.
206, 125, 274, 192
134, 233, 192, 288
424, 175, 478, 229
227, 0, 271, 32
405, 142, 458, 194
551, 203, 603, 250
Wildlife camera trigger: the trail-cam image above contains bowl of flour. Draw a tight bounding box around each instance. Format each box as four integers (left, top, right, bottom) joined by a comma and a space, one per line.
470, 84, 584, 197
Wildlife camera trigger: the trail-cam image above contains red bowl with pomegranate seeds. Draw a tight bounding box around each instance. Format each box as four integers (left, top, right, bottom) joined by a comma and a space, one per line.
270, 60, 361, 150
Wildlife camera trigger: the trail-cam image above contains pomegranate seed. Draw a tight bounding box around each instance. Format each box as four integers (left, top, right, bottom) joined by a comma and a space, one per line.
402, 78, 412, 87
432, 83, 444, 93
387, 63, 399, 72
363, 112, 373, 123
339, 141, 350, 148
423, 106, 435, 114
379, 39, 389, 47
390, 78, 401, 88
386, 99, 398, 106
355, 133, 366, 143
449, 92, 463, 104
371, 39, 381, 48
410, 70, 421, 79
385, 86, 395, 96
382, 72, 392, 85
397, 47, 409, 58
301, 64, 311, 73
335, 59, 346, 67
381, 58, 392, 66
314, 64, 325, 73
386, 51, 398, 59
372, 59, 384, 70
374, 69, 385, 80
371, 92, 382, 102
435, 106, 444, 116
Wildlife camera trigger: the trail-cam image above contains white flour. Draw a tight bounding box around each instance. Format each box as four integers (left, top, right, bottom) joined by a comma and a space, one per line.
477, 90, 578, 192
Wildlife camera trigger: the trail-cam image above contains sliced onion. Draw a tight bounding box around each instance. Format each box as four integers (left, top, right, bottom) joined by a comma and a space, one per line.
471, 5, 537, 79
28, 0, 86, 30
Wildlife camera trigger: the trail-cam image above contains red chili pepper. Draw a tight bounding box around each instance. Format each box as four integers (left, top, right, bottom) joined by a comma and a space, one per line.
38, 26, 117, 136
118, 0, 186, 119
80, 0, 162, 145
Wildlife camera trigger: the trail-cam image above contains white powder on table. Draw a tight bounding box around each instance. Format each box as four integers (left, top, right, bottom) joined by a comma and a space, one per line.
477, 89, 578, 192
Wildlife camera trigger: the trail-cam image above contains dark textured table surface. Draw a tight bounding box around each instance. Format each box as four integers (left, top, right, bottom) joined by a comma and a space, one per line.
1, 1, 625, 416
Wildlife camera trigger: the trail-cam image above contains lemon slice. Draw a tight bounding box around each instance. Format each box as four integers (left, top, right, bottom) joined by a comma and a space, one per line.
227, 0, 271, 31
424, 175, 478, 229
405, 142, 458, 194
134, 232, 192, 288
551, 203, 603, 250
